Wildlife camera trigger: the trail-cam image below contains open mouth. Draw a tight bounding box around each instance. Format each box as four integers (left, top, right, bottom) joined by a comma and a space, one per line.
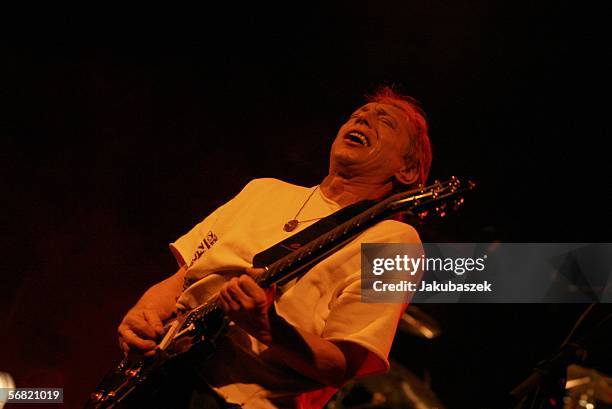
344, 131, 370, 147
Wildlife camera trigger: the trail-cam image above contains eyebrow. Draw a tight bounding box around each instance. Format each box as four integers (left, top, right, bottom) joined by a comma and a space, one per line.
375, 106, 398, 127
351, 104, 399, 127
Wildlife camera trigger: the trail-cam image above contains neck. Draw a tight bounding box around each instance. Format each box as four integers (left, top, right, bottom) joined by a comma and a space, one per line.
320, 173, 393, 207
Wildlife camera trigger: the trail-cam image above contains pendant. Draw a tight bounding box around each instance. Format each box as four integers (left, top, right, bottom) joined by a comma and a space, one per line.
284, 219, 299, 232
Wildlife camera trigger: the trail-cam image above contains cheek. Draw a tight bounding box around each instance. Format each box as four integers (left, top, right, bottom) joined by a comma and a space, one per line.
375, 145, 408, 174
392, 135, 411, 162
331, 129, 346, 147
379, 139, 405, 162
330, 136, 342, 154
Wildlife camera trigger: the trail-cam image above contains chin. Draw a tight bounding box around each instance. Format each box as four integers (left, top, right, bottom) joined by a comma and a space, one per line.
331, 152, 359, 170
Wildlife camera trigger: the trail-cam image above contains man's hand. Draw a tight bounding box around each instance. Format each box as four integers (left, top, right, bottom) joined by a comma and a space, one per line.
117, 266, 185, 358
118, 306, 169, 357
218, 268, 275, 345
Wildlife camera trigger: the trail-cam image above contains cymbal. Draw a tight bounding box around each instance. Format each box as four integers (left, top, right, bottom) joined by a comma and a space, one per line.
326, 361, 446, 409
398, 305, 442, 339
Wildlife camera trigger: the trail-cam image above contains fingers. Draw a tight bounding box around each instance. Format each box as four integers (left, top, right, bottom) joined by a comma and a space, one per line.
219, 278, 240, 310
118, 326, 157, 352
119, 340, 130, 356
124, 311, 158, 339
119, 339, 157, 358
220, 277, 250, 310
219, 276, 268, 312
143, 309, 165, 337
238, 275, 267, 306
117, 308, 163, 356
244, 268, 275, 303
218, 274, 274, 344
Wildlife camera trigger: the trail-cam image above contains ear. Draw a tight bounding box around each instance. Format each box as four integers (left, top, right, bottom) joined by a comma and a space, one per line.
394, 163, 419, 186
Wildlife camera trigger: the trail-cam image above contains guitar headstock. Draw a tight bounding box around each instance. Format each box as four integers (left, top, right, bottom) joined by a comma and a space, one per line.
387, 176, 476, 219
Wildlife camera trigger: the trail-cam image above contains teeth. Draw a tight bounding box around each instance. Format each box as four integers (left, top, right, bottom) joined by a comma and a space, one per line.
348, 131, 369, 146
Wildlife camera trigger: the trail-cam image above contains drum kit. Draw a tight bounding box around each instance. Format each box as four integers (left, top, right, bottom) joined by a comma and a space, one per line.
326, 306, 612, 409
325, 305, 447, 409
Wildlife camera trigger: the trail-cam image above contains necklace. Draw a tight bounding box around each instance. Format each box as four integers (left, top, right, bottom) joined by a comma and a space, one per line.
284, 186, 323, 232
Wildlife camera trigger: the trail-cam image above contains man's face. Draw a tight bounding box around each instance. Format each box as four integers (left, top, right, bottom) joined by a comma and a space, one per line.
330, 103, 414, 182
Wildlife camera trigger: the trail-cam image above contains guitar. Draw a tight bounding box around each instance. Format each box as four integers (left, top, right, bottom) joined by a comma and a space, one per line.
85, 177, 475, 408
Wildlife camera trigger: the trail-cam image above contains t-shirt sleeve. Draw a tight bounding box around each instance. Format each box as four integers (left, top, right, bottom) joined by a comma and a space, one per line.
169, 179, 264, 267
321, 220, 423, 377
169, 206, 224, 267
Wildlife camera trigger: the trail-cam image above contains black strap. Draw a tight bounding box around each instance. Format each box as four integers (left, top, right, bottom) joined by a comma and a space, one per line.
252, 199, 376, 268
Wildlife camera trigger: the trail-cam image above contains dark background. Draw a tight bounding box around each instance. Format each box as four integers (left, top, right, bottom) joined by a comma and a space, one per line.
1, 2, 609, 408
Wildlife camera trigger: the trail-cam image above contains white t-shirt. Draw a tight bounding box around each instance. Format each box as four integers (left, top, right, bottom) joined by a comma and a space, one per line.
170, 178, 422, 409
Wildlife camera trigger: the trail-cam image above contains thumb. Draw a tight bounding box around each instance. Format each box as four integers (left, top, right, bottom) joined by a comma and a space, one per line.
244, 267, 267, 277
244, 267, 275, 302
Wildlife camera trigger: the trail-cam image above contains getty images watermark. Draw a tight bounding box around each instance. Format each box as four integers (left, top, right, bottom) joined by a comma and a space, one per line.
361, 243, 612, 303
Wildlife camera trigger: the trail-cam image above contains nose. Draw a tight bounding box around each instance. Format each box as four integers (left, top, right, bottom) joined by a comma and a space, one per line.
355, 111, 372, 128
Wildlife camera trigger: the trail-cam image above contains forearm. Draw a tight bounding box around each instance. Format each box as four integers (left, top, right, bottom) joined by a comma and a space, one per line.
133, 265, 186, 316
219, 272, 368, 387
263, 308, 357, 387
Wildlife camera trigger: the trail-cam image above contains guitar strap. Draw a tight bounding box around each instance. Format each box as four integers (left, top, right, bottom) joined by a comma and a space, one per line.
252, 199, 376, 268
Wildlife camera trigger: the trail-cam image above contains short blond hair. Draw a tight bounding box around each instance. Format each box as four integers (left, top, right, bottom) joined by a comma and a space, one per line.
367, 86, 432, 186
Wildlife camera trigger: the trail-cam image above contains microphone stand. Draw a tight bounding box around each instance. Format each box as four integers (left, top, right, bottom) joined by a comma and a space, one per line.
508, 342, 587, 409
506, 303, 612, 409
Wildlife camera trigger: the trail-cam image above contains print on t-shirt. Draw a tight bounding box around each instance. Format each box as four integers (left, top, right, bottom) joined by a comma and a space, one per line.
189, 230, 218, 268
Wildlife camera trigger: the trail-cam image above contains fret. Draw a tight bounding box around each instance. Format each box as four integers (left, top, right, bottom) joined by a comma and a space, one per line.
284, 253, 297, 266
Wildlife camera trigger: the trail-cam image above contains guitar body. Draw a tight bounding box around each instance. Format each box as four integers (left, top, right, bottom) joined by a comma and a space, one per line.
91, 347, 220, 408
86, 305, 229, 408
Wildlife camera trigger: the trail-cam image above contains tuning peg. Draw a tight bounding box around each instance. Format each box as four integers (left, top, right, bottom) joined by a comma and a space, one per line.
452, 197, 465, 211
90, 392, 104, 402
125, 368, 140, 378
449, 176, 458, 187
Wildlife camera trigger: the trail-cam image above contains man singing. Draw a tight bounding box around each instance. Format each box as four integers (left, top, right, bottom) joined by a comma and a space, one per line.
117, 87, 432, 408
